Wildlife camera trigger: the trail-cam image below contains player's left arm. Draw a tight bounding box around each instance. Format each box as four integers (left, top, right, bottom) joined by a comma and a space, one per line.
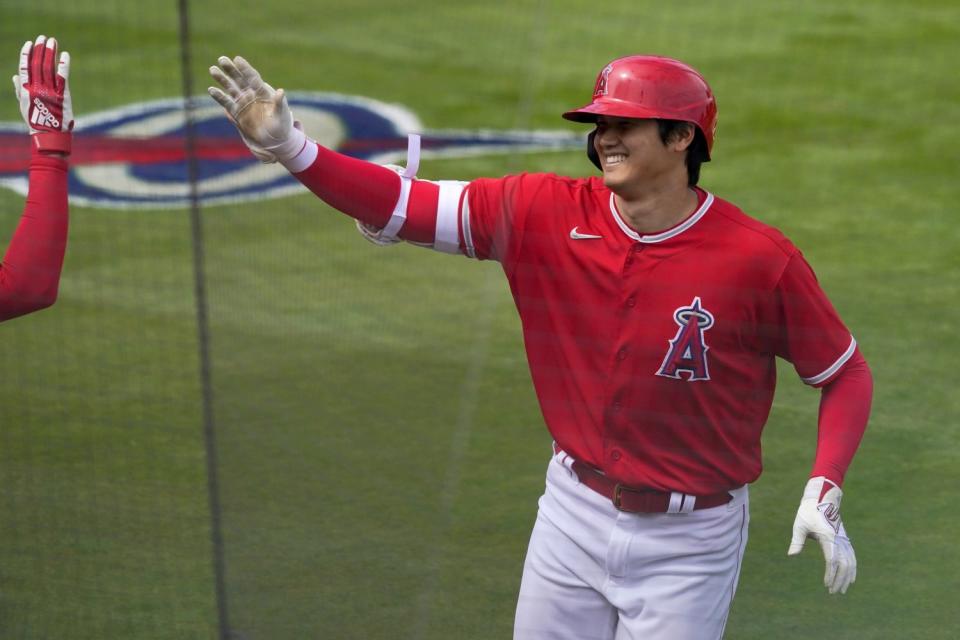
810, 348, 872, 486
786, 348, 872, 594
773, 251, 873, 594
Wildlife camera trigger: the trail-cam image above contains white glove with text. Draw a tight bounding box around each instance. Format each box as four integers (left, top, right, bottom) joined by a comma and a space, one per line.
788, 476, 857, 594
13, 35, 73, 154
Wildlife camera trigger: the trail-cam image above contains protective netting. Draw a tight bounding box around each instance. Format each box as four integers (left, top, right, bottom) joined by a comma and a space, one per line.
1, 1, 957, 638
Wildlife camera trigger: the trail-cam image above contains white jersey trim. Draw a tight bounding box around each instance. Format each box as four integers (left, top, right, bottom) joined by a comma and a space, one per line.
608, 191, 715, 243
434, 180, 467, 254
802, 335, 857, 386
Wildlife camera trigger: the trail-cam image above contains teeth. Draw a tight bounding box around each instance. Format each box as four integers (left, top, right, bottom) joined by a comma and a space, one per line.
605, 154, 626, 165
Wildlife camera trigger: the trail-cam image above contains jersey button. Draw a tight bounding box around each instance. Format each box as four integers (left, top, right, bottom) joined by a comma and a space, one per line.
610, 401, 622, 413
616, 347, 628, 361
611, 450, 622, 461
625, 296, 636, 308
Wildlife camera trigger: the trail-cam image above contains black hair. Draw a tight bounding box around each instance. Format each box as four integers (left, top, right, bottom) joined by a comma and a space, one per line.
656, 120, 709, 187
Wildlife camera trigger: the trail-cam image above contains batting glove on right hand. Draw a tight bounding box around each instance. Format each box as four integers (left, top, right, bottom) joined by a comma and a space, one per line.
787, 476, 857, 594
13, 35, 73, 154
207, 56, 305, 164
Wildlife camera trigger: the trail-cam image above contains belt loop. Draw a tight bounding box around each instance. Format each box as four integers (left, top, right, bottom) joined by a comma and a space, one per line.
552, 444, 579, 484
667, 492, 684, 514
680, 493, 696, 513
553, 444, 572, 468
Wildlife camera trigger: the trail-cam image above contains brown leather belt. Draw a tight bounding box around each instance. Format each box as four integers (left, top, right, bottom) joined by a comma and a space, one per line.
570, 460, 733, 513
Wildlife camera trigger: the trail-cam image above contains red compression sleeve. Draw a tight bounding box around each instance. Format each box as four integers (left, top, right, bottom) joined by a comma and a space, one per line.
0, 149, 69, 322
292, 142, 441, 244
809, 347, 872, 486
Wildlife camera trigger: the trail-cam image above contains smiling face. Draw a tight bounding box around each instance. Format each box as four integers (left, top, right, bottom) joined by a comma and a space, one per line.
592, 116, 693, 197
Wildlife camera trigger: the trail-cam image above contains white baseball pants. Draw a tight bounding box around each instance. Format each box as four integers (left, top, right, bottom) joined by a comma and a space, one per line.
514, 451, 749, 640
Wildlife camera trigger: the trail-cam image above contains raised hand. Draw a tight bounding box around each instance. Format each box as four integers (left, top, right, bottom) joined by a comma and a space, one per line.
208, 56, 305, 163
13, 35, 73, 154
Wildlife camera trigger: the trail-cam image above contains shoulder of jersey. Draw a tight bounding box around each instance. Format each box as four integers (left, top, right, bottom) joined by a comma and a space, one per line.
707, 194, 798, 257
543, 173, 610, 201
483, 172, 603, 189
475, 172, 608, 204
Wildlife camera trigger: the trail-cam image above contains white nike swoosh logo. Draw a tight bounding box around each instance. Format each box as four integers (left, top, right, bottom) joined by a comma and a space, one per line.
570, 226, 603, 240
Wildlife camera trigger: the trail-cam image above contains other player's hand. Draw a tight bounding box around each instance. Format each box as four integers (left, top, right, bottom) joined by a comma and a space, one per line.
208, 56, 305, 163
13, 35, 73, 154
787, 476, 857, 594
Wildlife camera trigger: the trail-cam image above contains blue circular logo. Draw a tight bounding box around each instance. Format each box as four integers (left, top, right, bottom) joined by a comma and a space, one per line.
0, 93, 582, 209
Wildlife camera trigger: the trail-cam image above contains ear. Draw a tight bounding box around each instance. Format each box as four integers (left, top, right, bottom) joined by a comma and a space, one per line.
586, 129, 602, 171
669, 123, 696, 152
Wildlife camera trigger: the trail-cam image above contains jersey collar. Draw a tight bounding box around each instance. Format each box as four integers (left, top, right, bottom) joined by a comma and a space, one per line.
609, 190, 714, 243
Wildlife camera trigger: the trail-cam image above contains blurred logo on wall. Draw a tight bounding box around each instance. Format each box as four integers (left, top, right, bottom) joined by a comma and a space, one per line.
0, 94, 582, 209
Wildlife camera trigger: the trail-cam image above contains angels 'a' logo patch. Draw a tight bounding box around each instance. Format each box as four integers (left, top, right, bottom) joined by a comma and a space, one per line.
656, 296, 714, 381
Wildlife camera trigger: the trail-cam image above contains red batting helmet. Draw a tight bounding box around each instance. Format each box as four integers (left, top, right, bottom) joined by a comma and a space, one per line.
563, 55, 718, 158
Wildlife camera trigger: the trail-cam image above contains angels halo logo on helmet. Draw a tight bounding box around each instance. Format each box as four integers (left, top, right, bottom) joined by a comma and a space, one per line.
0, 93, 582, 209
595, 64, 614, 98
563, 55, 718, 160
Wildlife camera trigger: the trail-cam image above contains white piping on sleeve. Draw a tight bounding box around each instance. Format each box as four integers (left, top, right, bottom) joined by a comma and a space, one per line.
380, 134, 421, 240
802, 335, 857, 385
461, 191, 476, 258
433, 180, 467, 254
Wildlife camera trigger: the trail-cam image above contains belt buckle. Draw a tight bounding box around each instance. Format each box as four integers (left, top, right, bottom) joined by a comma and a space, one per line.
613, 484, 627, 511
612, 483, 660, 513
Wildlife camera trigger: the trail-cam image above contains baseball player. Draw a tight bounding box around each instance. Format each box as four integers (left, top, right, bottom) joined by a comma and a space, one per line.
1, 35, 72, 323
209, 54, 872, 639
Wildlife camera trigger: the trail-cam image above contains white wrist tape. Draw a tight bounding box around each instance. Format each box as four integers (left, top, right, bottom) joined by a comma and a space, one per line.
275, 126, 314, 169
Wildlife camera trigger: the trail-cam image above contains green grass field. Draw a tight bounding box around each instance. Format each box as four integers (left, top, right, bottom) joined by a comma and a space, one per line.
2, 1, 959, 638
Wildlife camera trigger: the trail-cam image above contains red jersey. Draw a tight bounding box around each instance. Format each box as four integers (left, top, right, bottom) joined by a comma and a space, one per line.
463, 173, 855, 494
288, 142, 867, 492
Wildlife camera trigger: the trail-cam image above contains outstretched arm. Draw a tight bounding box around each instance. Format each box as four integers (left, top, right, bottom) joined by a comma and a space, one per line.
207, 56, 456, 248
0, 35, 72, 322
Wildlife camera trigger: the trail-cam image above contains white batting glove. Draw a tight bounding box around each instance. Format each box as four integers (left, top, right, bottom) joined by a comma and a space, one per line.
207, 55, 305, 163
13, 35, 73, 154
787, 476, 857, 594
